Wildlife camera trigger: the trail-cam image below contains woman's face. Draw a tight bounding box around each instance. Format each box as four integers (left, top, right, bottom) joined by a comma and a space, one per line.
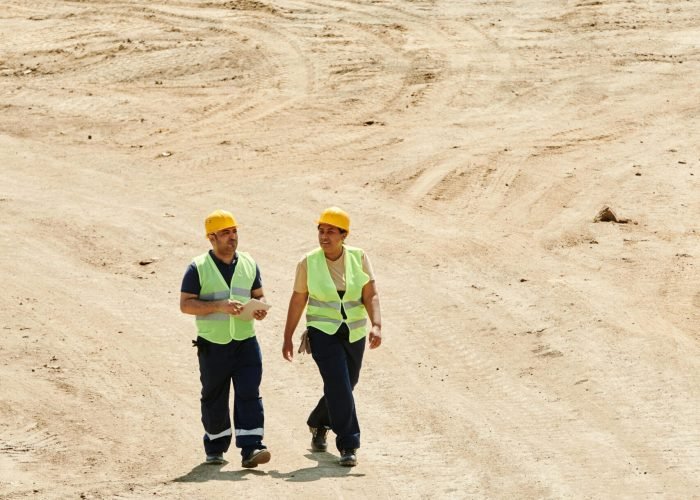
318, 223, 346, 255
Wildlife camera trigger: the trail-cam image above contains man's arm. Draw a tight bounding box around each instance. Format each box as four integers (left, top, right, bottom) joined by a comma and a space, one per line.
251, 287, 265, 301
180, 292, 242, 316
282, 291, 309, 361
251, 287, 268, 320
362, 280, 382, 349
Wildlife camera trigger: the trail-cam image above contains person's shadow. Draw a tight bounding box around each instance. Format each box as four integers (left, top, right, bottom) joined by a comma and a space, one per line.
172, 452, 365, 483
172, 460, 263, 483
268, 452, 365, 482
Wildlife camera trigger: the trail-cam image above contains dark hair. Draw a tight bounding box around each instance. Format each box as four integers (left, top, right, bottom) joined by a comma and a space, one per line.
317, 224, 347, 235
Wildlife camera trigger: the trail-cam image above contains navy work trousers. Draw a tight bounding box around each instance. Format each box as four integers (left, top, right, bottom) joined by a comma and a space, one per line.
306, 323, 365, 451
197, 336, 265, 457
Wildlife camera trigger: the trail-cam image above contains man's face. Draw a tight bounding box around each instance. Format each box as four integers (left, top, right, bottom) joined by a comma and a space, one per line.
210, 226, 238, 255
317, 223, 346, 253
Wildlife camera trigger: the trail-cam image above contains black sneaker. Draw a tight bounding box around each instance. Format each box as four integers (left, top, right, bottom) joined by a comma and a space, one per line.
205, 453, 224, 465
241, 448, 271, 468
310, 426, 329, 452
339, 449, 357, 467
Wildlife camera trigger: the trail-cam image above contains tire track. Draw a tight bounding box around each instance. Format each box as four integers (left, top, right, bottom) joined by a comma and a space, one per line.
2, 2, 307, 146
285, 0, 523, 203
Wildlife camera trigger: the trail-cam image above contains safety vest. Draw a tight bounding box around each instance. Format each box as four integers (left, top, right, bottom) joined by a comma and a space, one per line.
194, 251, 256, 343
306, 245, 370, 343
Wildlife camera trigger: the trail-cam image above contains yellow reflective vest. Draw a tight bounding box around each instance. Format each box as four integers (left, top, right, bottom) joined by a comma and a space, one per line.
305, 246, 370, 343
194, 251, 257, 343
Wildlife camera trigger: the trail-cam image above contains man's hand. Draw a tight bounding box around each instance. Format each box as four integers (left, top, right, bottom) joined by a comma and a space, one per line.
368, 325, 382, 349
282, 338, 294, 362
253, 309, 267, 320
221, 300, 244, 316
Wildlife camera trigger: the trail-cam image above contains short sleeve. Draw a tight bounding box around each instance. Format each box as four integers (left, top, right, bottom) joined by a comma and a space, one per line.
252, 264, 263, 290
293, 256, 308, 293
180, 262, 201, 295
362, 252, 375, 281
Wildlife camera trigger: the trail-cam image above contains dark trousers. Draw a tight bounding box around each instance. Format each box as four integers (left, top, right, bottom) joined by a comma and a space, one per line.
306, 324, 365, 451
197, 336, 265, 457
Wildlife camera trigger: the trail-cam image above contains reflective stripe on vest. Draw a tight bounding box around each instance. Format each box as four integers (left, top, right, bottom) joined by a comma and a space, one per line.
305, 245, 370, 343
194, 251, 257, 344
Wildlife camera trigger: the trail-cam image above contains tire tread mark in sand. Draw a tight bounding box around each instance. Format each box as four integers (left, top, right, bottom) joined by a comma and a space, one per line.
529, 133, 616, 158
0, 424, 64, 463
385, 153, 491, 206
405, 161, 462, 202
1, 3, 312, 144
189, 21, 315, 130
288, 0, 465, 156
42, 6, 254, 85
293, 0, 526, 187
205, 16, 413, 157
107, 5, 315, 131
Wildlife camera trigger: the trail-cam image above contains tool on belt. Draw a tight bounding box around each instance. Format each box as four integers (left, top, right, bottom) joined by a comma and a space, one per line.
192, 338, 208, 356
297, 329, 311, 354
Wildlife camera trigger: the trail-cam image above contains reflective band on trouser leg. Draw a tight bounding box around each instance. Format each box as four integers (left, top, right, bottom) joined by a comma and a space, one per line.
206, 428, 233, 440
235, 428, 264, 437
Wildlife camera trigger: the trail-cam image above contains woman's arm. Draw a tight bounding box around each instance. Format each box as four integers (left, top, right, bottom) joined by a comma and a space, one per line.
282, 291, 309, 361
362, 280, 382, 349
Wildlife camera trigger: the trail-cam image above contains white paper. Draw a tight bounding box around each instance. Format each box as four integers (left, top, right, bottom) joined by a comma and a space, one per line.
237, 298, 271, 321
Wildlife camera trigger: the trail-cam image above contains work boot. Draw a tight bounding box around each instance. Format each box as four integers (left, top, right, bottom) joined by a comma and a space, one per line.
339, 449, 357, 467
310, 426, 329, 452
241, 448, 271, 468
205, 453, 224, 465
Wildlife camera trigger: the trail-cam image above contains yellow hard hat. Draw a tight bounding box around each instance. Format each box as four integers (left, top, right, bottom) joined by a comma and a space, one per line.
317, 206, 350, 233
204, 209, 237, 236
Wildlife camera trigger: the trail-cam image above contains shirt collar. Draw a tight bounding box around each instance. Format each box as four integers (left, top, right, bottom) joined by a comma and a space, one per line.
210, 250, 238, 266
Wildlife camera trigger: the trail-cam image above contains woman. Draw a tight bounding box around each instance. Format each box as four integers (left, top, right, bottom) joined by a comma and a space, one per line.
282, 207, 382, 467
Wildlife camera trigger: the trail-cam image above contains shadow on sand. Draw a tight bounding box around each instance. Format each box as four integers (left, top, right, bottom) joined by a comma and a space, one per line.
172, 451, 365, 483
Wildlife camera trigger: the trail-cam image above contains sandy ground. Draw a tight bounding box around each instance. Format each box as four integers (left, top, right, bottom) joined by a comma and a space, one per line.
1, 0, 699, 498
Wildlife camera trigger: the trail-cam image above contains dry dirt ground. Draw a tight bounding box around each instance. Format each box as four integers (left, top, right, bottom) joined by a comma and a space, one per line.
1, 0, 699, 498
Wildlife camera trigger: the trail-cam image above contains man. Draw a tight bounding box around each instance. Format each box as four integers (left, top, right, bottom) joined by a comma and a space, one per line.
180, 209, 271, 468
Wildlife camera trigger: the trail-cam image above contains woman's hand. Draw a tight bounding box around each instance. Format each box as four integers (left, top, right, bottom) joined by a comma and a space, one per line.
368, 325, 382, 349
282, 338, 294, 361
